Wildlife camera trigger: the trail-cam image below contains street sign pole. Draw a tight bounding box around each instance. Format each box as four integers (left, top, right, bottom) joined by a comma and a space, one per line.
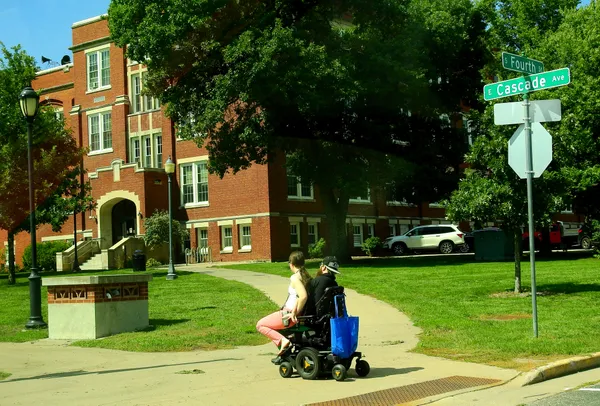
523, 91, 539, 338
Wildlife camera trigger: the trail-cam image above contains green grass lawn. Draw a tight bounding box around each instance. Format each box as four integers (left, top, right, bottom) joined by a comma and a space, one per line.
220, 253, 600, 370
0, 268, 276, 352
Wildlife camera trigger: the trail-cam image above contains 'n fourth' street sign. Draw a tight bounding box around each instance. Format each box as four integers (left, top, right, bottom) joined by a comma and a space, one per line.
502, 52, 544, 75
484, 67, 570, 101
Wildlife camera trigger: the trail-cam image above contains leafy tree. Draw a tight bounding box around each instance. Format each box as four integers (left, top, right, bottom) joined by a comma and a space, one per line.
109, 0, 486, 260
143, 210, 189, 250
0, 44, 85, 284
446, 0, 591, 293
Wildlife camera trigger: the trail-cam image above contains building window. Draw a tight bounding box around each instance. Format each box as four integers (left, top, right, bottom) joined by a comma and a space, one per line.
198, 228, 208, 248
132, 138, 141, 164
353, 225, 363, 247
221, 226, 233, 252
54, 108, 64, 122
155, 134, 163, 168
287, 172, 313, 200
290, 223, 300, 247
130, 71, 160, 114
181, 161, 209, 206
130, 133, 162, 168
400, 224, 410, 235
88, 111, 112, 152
308, 223, 318, 245
367, 224, 375, 239
143, 136, 152, 168
87, 48, 110, 91
389, 224, 396, 236
239, 225, 251, 250
350, 186, 371, 203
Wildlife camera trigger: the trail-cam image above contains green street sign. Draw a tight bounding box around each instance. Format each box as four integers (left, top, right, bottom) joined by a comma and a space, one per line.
483, 68, 571, 101
502, 52, 544, 75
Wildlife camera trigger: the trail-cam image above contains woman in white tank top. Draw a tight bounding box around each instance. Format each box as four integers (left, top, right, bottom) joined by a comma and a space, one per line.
256, 251, 312, 355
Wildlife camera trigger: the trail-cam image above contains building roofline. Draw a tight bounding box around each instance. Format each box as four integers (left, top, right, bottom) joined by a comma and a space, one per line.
36, 63, 74, 76
72, 14, 108, 29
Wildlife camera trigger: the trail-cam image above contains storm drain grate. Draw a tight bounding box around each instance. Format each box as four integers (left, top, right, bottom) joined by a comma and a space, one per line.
307, 375, 502, 406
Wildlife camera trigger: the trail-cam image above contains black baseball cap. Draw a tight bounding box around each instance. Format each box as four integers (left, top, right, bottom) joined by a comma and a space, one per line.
321, 256, 340, 274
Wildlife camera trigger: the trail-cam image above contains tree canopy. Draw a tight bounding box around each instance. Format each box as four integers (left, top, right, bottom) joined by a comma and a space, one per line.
0, 44, 88, 283
109, 0, 486, 259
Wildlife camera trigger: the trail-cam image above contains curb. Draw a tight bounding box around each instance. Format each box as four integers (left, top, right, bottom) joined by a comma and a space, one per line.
521, 352, 600, 385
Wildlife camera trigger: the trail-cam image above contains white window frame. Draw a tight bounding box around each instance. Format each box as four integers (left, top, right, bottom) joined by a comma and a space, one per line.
389, 223, 397, 237
399, 223, 410, 235
367, 223, 375, 239
86, 47, 110, 92
350, 187, 371, 204
130, 71, 160, 114
307, 223, 318, 246
353, 225, 363, 247
221, 226, 233, 252
239, 225, 252, 251
130, 133, 162, 168
88, 110, 112, 154
287, 171, 313, 200
180, 161, 209, 207
290, 223, 300, 247
197, 228, 208, 249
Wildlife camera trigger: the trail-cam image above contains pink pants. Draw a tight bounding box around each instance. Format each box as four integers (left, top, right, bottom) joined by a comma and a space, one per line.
256, 309, 296, 348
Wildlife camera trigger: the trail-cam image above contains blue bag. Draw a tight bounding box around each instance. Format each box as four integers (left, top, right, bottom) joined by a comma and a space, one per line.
330, 294, 359, 358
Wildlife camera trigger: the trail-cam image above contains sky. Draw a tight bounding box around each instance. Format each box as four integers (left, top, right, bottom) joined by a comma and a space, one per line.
0, 0, 593, 68
0, 0, 111, 68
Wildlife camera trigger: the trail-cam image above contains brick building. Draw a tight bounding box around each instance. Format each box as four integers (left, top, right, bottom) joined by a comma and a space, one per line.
1, 14, 583, 269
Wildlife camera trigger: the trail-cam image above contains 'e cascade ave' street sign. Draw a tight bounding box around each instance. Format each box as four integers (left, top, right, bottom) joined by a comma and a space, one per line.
502, 52, 544, 75
484, 67, 570, 101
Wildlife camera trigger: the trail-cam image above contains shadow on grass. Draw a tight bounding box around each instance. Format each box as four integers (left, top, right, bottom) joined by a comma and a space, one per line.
346, 250, 596, 270
0, 358, 242, 383
535, 282, 600, 295
146, 319, 191, 329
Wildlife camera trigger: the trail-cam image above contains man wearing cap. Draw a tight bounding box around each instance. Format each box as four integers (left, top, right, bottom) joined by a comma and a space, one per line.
309, 256, 340, 312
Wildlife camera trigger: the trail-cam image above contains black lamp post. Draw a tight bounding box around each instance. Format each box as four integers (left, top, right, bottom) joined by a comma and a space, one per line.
165, 156, 177, 280
19, 86, 47, 329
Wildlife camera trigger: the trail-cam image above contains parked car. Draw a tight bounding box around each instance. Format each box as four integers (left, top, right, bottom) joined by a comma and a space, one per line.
522, 221, 584, 251
383, 225, 466, 255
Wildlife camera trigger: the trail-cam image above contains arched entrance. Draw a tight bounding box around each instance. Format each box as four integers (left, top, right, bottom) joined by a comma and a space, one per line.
111, 200, 137, 245
96, 191, 142, 249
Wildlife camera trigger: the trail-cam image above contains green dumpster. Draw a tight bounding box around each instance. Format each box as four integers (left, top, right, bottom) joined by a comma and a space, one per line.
473, 228, 514, 261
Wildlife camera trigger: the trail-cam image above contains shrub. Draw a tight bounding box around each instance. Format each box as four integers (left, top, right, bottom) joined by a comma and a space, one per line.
361, 237, 383, 257
146, 258, 162, 268
143, 210, 190, 250
23, 240, 72, 272
308, 238, 326, 259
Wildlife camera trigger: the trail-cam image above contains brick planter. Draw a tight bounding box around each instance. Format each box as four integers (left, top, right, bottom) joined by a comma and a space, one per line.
43, 274, 152, 339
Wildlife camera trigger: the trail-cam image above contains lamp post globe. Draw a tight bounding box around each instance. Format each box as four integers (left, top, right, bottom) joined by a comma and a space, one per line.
19, 85, 47, 329
165, 156, 177, 280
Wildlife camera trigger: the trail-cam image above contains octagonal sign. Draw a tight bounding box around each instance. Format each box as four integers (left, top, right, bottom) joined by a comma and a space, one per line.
508, 122, 553, 179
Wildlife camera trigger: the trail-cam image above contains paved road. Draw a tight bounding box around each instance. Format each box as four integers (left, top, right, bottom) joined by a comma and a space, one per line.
527, 383, 600, 406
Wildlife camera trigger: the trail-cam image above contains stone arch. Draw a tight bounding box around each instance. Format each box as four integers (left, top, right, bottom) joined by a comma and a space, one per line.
96, 190, 142, 249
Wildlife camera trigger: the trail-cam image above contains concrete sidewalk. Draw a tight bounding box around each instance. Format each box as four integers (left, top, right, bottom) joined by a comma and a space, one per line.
0, 265, 583, 406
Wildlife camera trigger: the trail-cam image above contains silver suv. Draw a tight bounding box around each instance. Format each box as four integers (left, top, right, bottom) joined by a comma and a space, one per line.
383, 225, 466, 255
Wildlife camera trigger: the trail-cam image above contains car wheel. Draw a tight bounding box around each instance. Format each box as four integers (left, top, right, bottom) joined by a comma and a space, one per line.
459, 243, 470, 253
392, 242, 407, 255
439, 241, 454, 254
581, 236, 592, 250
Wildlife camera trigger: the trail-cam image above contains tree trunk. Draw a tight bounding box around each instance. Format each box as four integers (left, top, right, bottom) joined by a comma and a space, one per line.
513, 228, 522, 293
7, 231, 15, 285
320, 188, 351, 262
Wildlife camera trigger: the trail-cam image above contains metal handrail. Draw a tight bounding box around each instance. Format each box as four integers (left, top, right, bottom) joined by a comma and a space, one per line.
185, 246, 212, 264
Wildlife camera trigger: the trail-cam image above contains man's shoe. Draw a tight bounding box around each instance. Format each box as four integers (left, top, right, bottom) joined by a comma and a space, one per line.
271, 356, 283, 365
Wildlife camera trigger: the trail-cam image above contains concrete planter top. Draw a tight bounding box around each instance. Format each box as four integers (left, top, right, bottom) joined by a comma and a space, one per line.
42, 274, 152, 286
